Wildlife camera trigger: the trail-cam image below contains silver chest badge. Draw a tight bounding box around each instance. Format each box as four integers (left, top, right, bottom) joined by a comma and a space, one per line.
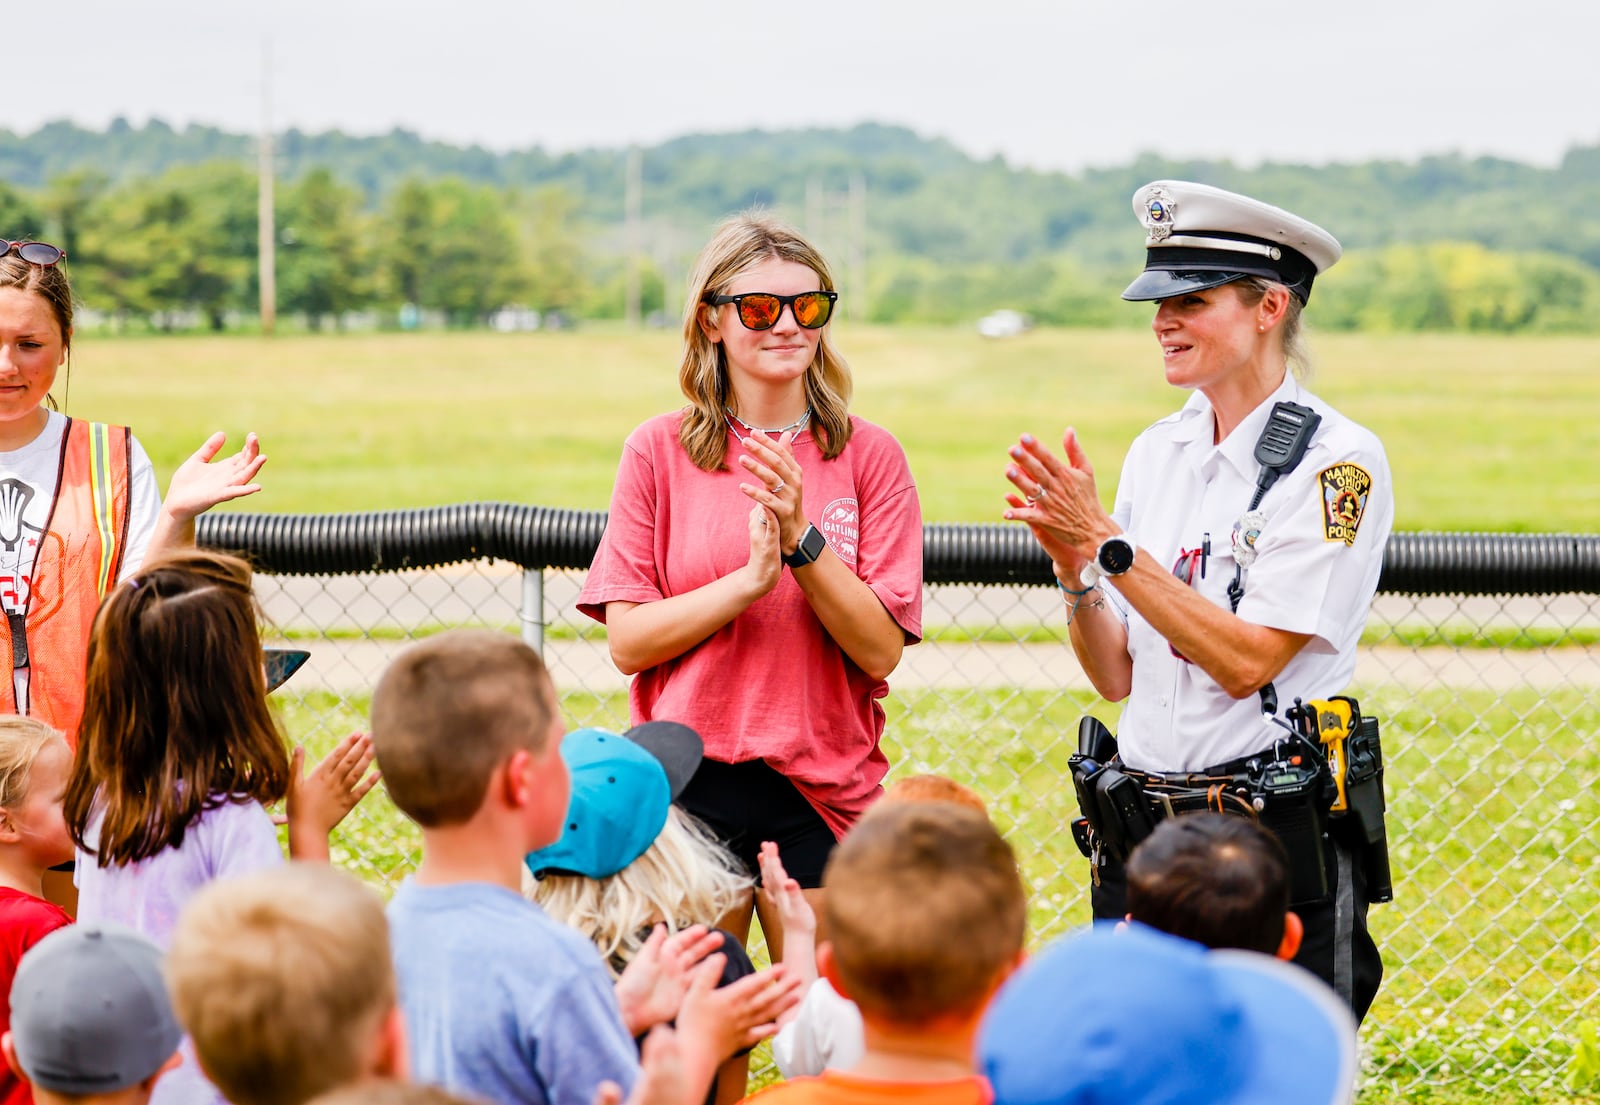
1232, 509, 1267, 569
1143, 186, 1178, 242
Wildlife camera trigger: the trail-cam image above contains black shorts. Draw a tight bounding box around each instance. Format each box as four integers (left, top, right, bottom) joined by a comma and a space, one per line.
677, 758, 838, 889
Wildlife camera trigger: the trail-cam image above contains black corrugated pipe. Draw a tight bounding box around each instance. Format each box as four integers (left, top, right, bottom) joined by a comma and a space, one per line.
196, 507, 1600, 596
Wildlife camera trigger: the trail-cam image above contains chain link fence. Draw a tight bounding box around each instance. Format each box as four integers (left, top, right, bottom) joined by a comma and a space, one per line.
209, 511, 1600, 1102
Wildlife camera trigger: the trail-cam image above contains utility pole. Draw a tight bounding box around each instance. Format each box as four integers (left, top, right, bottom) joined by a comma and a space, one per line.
624, 147, 642, 330
849, 172, 867, 323
804, 175, 868, 322
257, 40, 276, 336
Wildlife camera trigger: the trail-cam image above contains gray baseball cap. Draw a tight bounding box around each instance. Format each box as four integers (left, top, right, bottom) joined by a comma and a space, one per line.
9, 922, 183, 1094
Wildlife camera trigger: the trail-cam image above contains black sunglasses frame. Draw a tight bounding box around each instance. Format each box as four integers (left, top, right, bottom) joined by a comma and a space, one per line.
705, 290, 838, 331
0, 240, 66, 266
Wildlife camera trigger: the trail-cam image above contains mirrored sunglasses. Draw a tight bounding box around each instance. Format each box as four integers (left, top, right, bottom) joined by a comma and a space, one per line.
0, 240, 66, 266
705, 290, 837, 331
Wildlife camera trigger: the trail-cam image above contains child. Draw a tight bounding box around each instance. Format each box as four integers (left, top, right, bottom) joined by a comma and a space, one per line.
0, 718, 75, 1105
769, 774, 990, 1079
61, 549, 378, 1105
2, 922, 183, 1105
978, 923, 1358, 1105
748, 800, 1027, 1105
164, 862, 406, 1105
525, 723, 762, 1105
372, 630, 792, 1105
1125, 812, 1303, 960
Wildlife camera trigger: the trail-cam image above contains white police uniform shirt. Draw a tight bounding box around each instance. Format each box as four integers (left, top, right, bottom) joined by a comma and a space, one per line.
1105, 373, 1393, 773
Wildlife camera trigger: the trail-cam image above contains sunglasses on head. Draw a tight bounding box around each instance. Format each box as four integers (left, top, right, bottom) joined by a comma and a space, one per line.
0, 240, 66, 267
705, 290, 838, 331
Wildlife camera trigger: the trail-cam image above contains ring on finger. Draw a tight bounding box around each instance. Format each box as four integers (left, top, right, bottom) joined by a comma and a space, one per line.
772, 481, 786, 493
1025, 484, 1047, 505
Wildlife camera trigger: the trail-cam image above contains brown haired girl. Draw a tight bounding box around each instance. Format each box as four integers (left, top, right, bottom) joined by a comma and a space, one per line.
61, 549, 377, 1103
578, 213, 923, 959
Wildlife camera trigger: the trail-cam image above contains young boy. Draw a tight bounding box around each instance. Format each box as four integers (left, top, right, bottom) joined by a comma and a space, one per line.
2, 923, 183, 1105
979, 923, 1358, 1105
372, 630, 783, 1105
164, 862, 406, 1105
1124, 813, 1303, 961
768, 773, 993, 1079
749, 801, 1027, 1105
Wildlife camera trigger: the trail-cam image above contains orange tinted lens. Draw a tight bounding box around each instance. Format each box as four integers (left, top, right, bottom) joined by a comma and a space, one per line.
738, 295, 781, 329
792, 292, 833, 328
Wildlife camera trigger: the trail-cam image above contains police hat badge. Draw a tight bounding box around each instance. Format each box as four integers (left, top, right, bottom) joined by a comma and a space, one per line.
1141, 185, 1178, 242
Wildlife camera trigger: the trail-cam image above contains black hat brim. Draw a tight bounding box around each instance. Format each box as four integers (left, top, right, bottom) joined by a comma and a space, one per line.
263, 647, 311, 693
1121, 268, 1250, 302
624, 721, 704, 800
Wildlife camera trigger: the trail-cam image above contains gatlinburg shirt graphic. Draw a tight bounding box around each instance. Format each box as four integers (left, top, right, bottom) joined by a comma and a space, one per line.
818, 497, 859, 569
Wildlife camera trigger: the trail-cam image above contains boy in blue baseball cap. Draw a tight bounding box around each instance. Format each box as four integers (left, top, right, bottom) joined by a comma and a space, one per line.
979, 923, 1358, 1105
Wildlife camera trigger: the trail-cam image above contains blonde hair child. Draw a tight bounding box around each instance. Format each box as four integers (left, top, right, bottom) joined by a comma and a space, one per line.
525, 723, 795, 1105
0, 716, 75, 1105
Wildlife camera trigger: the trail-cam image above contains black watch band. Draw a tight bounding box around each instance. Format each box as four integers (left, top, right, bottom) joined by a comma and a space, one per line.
783, 524, 828, 568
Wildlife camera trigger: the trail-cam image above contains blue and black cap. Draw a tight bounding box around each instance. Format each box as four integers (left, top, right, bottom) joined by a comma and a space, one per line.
1121, 181, 1342, 306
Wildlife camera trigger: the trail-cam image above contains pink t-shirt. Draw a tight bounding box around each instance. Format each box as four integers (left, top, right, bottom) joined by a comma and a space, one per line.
579, 412, 922, 836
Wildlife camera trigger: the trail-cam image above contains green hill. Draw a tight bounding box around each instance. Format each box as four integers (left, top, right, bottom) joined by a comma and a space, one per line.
3, 119, 1599, 331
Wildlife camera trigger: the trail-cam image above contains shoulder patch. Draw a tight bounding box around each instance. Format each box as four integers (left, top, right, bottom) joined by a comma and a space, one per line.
1318, 463, 1372, 546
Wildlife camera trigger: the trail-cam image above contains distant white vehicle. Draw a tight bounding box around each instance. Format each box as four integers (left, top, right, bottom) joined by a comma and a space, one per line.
977, 309, 1032, 338
491, 306, 543, 332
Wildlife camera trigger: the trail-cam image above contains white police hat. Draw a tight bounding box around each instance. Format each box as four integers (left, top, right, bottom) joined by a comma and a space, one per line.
1122, 181, 1342, 305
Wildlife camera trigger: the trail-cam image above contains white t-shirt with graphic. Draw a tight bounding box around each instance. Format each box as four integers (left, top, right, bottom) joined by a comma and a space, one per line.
0, 411, 161, 711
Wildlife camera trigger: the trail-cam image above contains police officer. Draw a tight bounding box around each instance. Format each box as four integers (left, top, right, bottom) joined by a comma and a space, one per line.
1003, 181, 1393, 1021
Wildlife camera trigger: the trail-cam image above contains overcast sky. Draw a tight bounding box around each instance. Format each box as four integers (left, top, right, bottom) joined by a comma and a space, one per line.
7, 0, 1596, 173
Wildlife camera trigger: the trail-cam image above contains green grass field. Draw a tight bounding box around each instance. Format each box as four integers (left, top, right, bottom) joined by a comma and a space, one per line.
277, 674, 1600, 1105
88, 326, 1597, 1103
62, 325, 1600, 531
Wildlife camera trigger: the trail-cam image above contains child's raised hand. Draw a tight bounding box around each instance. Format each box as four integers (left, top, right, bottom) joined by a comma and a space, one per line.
592, 1025, 691, 1105
614, 924, 726, 1035
677, 958, 803, 1063
286, 732, 380, 860
758, 841, 815, 946
758, 841, 818, 999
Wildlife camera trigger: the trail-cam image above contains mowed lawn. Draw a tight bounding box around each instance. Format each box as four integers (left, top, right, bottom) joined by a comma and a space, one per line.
74, 325, 1600, 1103
63, 325, 1600, 531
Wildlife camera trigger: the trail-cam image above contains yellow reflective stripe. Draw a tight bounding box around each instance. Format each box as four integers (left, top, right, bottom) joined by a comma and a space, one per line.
89, 423, 117, 597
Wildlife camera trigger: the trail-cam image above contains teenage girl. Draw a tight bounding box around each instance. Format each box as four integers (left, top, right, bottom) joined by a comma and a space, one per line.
61, 548, 377, 1105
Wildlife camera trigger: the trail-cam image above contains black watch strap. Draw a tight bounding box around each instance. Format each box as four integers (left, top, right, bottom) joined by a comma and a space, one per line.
783, 524, 827, 568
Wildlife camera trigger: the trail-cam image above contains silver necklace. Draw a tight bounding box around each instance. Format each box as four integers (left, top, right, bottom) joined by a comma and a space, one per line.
725, 406, 812, 437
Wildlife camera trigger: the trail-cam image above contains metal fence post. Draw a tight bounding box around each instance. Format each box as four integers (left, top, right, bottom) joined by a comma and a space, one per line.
521, 567, 544, 654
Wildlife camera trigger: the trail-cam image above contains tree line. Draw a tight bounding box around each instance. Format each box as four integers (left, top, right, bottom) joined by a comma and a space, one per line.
2, 120, 1598, 332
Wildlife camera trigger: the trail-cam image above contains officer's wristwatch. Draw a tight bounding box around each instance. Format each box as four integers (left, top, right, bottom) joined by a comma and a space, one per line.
1079, 535, 1135, 588
783, 523, 828, 569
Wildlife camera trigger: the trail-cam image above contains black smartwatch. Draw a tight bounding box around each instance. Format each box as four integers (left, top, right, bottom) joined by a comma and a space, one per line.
1095, 535, 1136, 577
783, 523, 828, 569
1079, 534, 1136, 589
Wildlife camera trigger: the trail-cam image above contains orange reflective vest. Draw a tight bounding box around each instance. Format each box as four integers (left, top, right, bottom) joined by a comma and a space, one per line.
0, 420, 133, 748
